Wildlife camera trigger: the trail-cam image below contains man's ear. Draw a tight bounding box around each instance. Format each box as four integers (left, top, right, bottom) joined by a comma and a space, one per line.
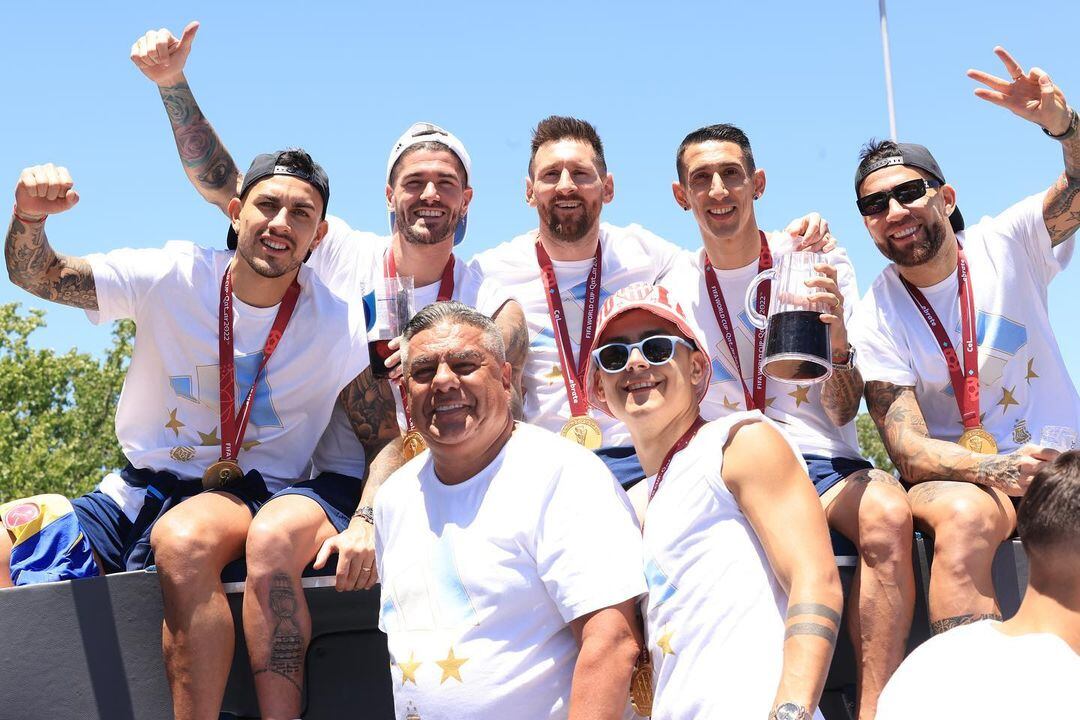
672, 181, 690, 210
752, 168, 766, 200
690, 349, 707, 387
525, 176, 536, 207
385, 183, 394, 210
941, 183, 957, 217
602, 173, 615, 204
227, 197, 242, 231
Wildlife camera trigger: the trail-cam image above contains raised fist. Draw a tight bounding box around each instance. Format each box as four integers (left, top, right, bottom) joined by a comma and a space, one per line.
15, 164, 80, 219
130, 21, 199, 86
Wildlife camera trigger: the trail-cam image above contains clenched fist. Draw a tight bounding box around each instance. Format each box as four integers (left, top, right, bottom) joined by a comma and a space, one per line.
130, 21, 199, 87
15, 164, 80, 219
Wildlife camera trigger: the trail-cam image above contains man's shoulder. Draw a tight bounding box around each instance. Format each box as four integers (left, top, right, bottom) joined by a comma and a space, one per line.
508, 423, 610, 477
469, 229, 537, 270
601, 222, 679, 256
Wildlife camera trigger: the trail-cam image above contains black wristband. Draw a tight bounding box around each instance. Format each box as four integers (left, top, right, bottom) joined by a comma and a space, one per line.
1043, 108, 1078, 140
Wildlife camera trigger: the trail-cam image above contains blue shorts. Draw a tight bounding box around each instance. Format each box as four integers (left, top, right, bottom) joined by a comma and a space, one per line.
594, 446, 646, 490
803, 454, 874, 497
270, 472, 363, 533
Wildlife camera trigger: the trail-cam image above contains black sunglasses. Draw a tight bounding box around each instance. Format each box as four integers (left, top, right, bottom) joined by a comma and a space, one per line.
856, 178, 941, 217
592, 335, 694, 374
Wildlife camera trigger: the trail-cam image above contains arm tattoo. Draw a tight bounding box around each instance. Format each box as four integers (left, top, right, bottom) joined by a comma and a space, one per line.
252, 573, 304, 695
786, 603, 842, 625
158, 81, 239, 205
1043, 131, 1080, 245
975, 454, 1022, 494
820, 364, 863, 427
784, 622, 837, 644
930, 612, 1002, 635
5, 216, 97, 309
340, 366, 400, 462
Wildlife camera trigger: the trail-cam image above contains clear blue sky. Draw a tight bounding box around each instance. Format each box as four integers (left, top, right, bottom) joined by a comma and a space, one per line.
2, 1, 1078, 388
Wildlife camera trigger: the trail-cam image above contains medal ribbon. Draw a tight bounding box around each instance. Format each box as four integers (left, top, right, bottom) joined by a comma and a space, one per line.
385, 248, 456, 431
647, 416, 708, 505
899, 244, 981, 430
702, 231, 773, 410
218, 267, 301, 463
535, 240, 602, 418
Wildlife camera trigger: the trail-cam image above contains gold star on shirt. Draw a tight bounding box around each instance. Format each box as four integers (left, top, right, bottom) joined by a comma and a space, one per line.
722, 395, 741, 411
164, 408, 185, 437
657, 628, 676, 656
436, 646, 468, 684
765, 396, 777, 409
543, 365, 563, 385
788, 385, 810, 407
242, 439, 261, 451
997, 386, 1020, 414
197, 427, 220, 446
1026, 358, 1039, 384
397, 652, 422, 686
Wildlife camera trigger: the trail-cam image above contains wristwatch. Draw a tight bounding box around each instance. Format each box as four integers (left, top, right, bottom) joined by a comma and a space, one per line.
771, 702, 812, 720
1043, 107, 1078, 141
352, 505, 375, 526
832, 344, 856, 371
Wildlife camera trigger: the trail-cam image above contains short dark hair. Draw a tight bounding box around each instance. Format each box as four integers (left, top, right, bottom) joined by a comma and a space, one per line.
1018, 451, 1080, 557
241, 148, 329, 219
401, 301, 506, 371
529, 116, 607, 177
855, 139, 903, 192
676, 124, 756, 184
388, 141, 469, 187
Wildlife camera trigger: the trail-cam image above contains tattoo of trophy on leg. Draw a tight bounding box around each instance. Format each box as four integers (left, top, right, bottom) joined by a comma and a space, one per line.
253, 573, 304, 694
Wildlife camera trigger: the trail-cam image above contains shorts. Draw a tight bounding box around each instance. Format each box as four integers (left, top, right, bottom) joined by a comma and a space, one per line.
594, 446, 646, 490
270, 472, 364, 533
803, 454, 874, 497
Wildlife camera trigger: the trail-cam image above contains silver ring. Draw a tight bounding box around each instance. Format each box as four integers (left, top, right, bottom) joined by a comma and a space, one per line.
361, 566, 372, 572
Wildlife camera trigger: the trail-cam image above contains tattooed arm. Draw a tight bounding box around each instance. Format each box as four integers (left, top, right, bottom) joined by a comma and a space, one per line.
864, 381, 1054, 495
723, 420, 842, 715
1043, 115, 1080, 246
493, 299, 528, 420
820, 351, 863, 427
130, 23, 239, 214
6, 165, 97, 310
313, 367, 403, 591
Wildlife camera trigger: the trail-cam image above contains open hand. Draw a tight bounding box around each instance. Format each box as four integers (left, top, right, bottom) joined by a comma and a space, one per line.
313, 517, 378, 591
130, 21, 199, 87
967, 47, 1071, 135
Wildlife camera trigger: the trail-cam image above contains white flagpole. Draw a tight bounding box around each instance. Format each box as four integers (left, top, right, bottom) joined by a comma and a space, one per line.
879, 0, 898, 140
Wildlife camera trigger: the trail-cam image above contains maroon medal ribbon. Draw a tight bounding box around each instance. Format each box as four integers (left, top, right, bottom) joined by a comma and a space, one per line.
385, 248, 456, 431
647, 416, 708, 506
899, 244, 981, 430
702, 231, 773, 410
535, 240, 603, 418
217, 268, 301, 464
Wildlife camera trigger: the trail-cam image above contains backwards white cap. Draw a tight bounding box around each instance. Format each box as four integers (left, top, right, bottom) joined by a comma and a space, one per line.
385, 121, 472, 184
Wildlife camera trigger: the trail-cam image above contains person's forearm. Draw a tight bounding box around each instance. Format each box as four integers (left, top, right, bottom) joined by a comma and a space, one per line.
568, 631, 638, 720
820, 361, 862, 427
771, 578, 843, 714
156, 75, 239, 213
5, 214, 97, 309
356, 436, 404, 511
1044, 110, 1080, 245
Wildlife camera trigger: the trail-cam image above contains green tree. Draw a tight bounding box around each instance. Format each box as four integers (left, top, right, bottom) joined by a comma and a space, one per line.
856, 412, 895, 474
0, 303, 133, 503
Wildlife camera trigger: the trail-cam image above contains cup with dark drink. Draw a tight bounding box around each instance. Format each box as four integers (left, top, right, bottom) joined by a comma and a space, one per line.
368, 276, 415, 379
744, 251, 832, 384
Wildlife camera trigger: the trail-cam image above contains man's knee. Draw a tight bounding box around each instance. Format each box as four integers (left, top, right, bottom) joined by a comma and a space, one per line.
927, 491, 1008, 575
151, 511, 233, 583
245, 517, 307, 578
858, 478, 913, 564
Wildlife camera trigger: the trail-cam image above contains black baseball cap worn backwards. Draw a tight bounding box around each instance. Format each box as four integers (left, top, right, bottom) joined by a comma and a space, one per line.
854, 142, 965, 233
226, 151, 331, 250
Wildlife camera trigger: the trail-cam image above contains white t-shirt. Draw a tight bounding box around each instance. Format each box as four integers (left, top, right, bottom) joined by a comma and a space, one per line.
85, 241, 369, 518
469, 224, 682, 449
375, 422, 647, 719
307, 216, 511, 477
877, 620, 1080, 719
641, 411, 824, 720
850, 194, 1080, 452
664, 232, 863, 459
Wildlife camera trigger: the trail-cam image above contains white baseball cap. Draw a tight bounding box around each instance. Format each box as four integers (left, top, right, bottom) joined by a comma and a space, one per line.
386, 121, 472, 184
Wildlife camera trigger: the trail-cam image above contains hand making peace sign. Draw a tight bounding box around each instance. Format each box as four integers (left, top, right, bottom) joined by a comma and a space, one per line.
967, 46, 1072, 136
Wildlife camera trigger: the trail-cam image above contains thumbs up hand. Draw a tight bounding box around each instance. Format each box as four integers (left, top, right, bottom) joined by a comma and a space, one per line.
130, 21, 200, 87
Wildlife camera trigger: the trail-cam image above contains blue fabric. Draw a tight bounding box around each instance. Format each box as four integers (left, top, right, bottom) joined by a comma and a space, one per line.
8, 503, 98, 585
594, 446, 646, 489
803, 454, 875, 497
71, 490, 132, 575
270, 472, 364, 533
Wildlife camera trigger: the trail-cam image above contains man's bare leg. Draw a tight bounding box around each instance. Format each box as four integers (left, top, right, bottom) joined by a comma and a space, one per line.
243, 494, 337, 719
150, 491, 253, 720
822, 469, 914, 720
907, 480, 1016, 633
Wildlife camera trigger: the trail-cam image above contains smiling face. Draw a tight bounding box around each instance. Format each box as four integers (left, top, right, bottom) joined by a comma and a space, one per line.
859, 165, 955, 267
673, 140, 764, 247
388, 148, 472, 246
526, 139, 614, 244
230, 175, 326, 278
403, 321, 512, 456
593, 309, 705, 431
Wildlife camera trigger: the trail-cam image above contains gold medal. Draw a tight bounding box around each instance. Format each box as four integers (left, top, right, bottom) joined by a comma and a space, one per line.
202, 460, 244, 490
958, 425, 998, 455
402, 430, 428, 461
560, 415, 603, 449
629, 652, 654, 717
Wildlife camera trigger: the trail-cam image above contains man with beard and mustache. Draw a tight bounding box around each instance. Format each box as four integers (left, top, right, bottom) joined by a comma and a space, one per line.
848, 47, 1080, 641
471, 116, 833, 487
128, 22, 528, 589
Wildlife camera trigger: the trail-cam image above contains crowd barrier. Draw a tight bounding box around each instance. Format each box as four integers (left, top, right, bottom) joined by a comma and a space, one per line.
0, 536, 1029, 720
